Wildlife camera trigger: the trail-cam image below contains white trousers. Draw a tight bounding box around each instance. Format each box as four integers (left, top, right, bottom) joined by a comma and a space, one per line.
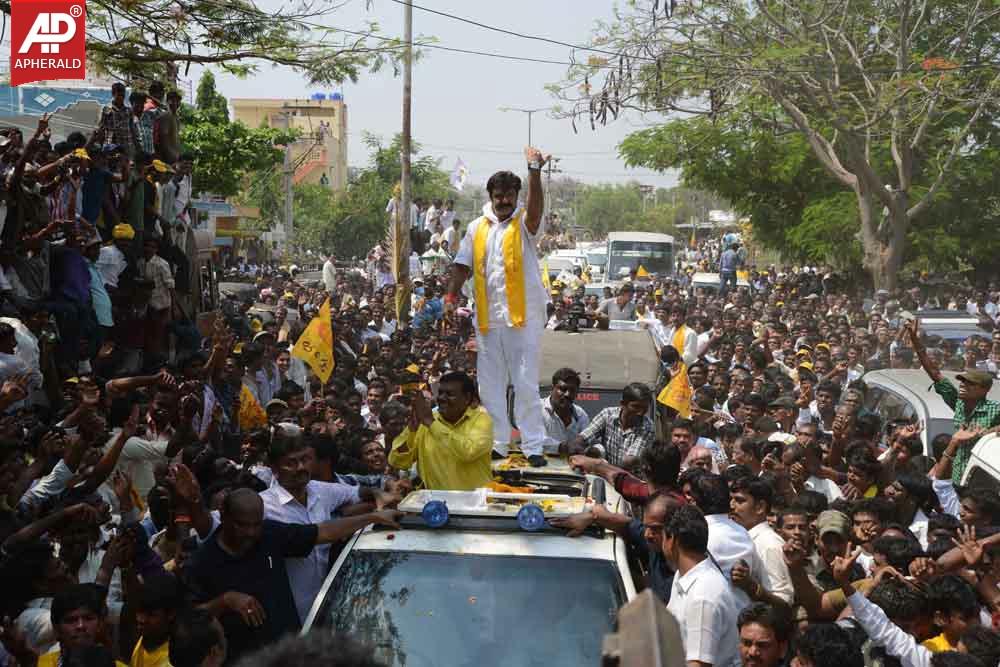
475, 320, 546, 456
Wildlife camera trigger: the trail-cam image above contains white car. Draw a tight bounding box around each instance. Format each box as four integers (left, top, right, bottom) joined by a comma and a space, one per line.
301, 460, 636, 667
961, 434, 1000, 492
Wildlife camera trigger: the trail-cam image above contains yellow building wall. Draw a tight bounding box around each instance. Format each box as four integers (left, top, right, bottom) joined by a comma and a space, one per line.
230, 98, 348, 191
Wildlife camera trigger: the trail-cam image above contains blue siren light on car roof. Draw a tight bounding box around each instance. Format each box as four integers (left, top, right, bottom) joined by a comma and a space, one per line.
421, 500, 450, 528
516, 503, 547, 532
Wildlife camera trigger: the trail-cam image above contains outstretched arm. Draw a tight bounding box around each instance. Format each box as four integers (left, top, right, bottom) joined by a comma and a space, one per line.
523, 146, 551, 235
907, 319, 942, 383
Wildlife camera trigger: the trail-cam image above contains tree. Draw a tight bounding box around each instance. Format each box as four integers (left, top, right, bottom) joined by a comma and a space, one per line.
558, 0, 1000, 288
574, 184, 645, 237
1, 0, 408, 84
619, 110, 859, 266
244, 134, 453, 260
179, 72, 298, 198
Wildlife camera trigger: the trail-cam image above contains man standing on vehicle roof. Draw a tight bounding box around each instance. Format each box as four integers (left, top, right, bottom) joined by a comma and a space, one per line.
907, 319, 1000, 483
446, 147, 552, 467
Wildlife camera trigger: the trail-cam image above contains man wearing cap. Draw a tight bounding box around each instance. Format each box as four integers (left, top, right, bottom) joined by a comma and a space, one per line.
82, 231, 114, 349
97, 224, 135, 292
908, 319, 1000, 482
446, 147, 553, 467
767, 395, 798, 435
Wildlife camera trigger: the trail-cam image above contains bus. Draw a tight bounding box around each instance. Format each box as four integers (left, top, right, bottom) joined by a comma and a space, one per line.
605, 231, 675, 281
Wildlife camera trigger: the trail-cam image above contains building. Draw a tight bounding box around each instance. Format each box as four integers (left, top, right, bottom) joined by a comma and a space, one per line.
230, 94, 348, 192
0, 68, 114, 141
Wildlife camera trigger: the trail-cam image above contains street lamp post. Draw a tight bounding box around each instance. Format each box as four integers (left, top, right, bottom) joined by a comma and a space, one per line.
498, 106, 550, 146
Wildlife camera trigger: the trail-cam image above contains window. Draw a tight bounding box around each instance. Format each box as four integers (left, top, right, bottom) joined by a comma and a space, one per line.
311, 551, 626, 667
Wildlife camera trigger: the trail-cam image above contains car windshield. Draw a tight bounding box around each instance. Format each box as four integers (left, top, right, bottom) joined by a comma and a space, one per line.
586, 249, 607, 267
310, 551, 626, 667
546, 257, 577, 273
608, 241, 673, 276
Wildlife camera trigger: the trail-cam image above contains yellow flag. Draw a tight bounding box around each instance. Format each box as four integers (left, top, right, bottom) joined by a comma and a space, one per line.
657, 362, 692, 418
636, 264, 650, 278
541, 258, 551, 289
292, 297, 335, 383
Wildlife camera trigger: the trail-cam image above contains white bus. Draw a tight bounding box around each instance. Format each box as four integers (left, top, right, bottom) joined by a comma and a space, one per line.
605, 231, 675, 281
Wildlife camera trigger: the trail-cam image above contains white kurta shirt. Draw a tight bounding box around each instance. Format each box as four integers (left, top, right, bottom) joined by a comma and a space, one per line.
454, 204, 548, 329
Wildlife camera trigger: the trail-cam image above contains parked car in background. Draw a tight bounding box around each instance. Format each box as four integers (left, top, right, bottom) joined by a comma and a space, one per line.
916, 309, 993, 348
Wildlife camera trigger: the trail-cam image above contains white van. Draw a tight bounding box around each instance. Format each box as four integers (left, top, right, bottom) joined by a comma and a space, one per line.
960, 434, 1000, 493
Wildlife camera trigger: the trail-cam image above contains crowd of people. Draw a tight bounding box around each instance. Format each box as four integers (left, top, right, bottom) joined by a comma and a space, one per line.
541, 234, 1000, 667
0, 99, 997, 667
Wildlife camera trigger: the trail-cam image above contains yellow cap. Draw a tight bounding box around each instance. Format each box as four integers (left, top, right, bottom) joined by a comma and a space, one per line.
112, 223, 135, 240
151, 159, 175, 173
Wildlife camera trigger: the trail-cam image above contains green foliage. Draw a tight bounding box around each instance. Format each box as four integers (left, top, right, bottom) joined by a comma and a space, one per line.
179, 72, 298, 198
548, 175, 719, 239
6, 0, 405, 85
565, 0, 1000, 286
574, 184, 645, 237
243, 134, 454, 260
195, 71, 229, 122
787, 193, 863, 268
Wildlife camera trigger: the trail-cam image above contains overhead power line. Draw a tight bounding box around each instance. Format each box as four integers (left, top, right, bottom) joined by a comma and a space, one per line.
387, 0, 652, 62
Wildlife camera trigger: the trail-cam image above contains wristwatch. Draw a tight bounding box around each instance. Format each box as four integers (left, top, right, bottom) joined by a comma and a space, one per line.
527, 160, 542, 171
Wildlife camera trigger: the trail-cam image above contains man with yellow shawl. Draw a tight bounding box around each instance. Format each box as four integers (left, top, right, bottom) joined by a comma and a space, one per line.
652, 304, 700, 367
447, 146, 552, 467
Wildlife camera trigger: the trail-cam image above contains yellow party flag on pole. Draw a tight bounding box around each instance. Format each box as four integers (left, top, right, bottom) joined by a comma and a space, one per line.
292, 297, 336, 383
636, 264, 650, 278
657, 362, 692, 418
541, 258, 551, 289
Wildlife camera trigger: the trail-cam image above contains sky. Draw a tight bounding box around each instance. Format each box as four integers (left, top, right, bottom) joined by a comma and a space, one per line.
195, 0, 680, 189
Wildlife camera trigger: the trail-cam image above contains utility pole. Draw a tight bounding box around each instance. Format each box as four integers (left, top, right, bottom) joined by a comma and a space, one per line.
498, 106, 549, 146
544, 157, 562, 222
397, 0, 413, 324
282, 110, 294, 248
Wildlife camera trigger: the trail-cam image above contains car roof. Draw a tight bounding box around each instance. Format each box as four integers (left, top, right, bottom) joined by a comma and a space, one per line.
348, 468, 626, 562
539, 328, 659, 390
691, 272, 750, 288
607, 231, 675, 244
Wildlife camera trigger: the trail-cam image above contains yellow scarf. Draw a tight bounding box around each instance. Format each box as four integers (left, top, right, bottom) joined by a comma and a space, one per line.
671, 324, 687, 355
239, 383, 268, 431
657, 362, 692, 418
472, 211, 526, 333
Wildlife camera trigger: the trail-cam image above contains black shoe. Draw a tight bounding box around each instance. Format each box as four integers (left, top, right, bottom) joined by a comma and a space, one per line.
528, 455, 548, 468
491, 450, 505, 460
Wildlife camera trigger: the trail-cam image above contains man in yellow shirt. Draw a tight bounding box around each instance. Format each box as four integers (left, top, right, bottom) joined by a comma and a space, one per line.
131, 573, 181, 667
389, 371, 493, 490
